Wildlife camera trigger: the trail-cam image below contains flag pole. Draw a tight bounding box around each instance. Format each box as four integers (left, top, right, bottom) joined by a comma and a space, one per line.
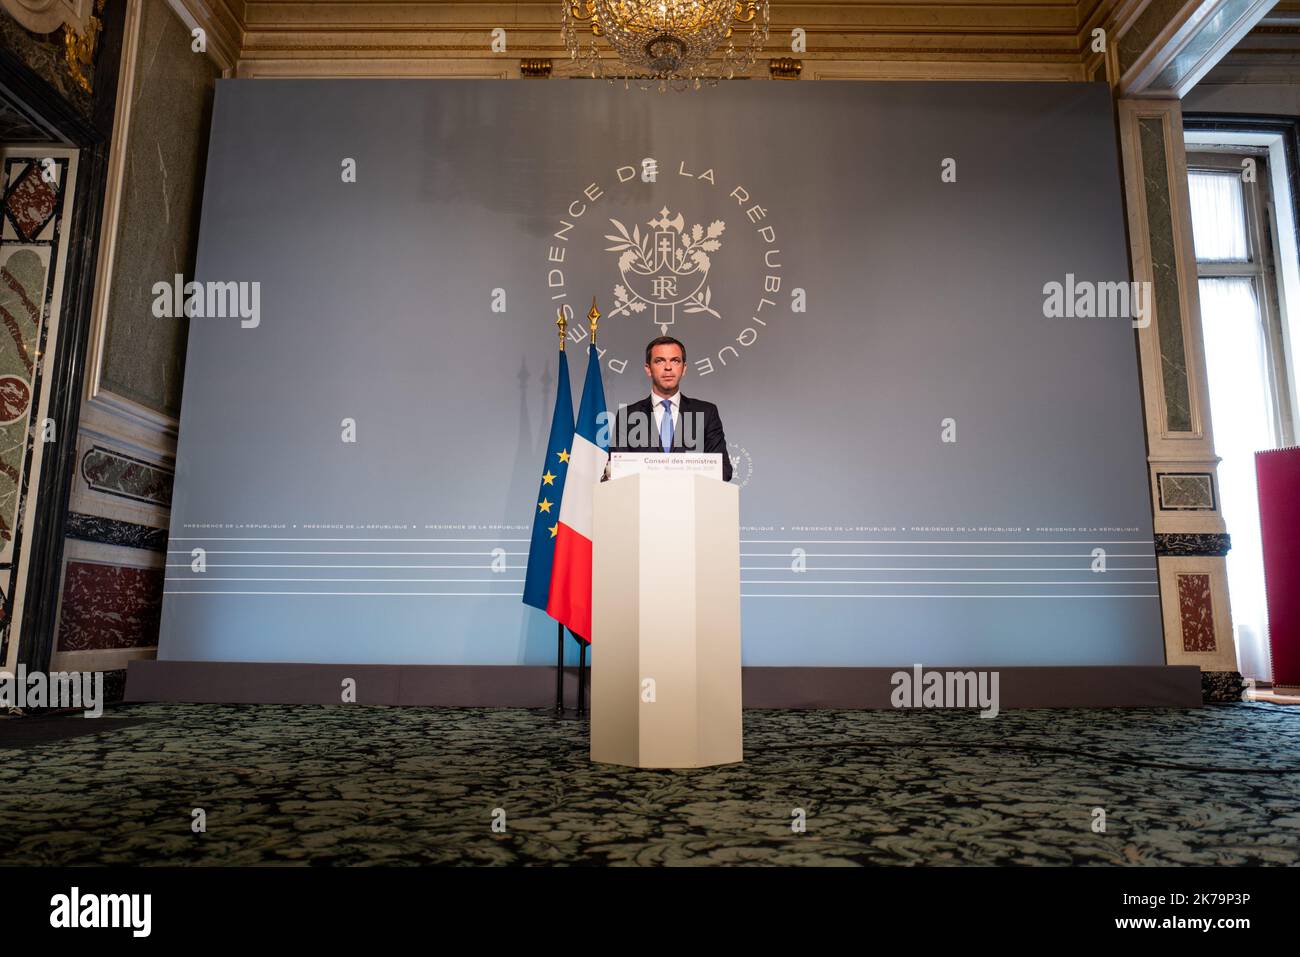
576, 298, 599, 717
578, 639, 588, 716
553, 307, 568, 715
555, 622, 566, 714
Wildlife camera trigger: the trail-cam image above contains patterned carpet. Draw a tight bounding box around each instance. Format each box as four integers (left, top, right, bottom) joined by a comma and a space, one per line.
2, 702, 1299, 866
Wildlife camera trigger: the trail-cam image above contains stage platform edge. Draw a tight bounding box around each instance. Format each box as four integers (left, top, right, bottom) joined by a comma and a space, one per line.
124, 662, 1204, 709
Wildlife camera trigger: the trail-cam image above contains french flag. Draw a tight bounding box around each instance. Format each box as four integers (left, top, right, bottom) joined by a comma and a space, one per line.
547, 342, 607, 643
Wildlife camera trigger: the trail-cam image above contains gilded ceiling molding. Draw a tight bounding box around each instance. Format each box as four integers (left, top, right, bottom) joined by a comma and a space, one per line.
1077, 0, 1136, 87
115, 0, 1278, 83
810, 60, 1085, 81
230, 0, 1097, 79
236, 57, 513, 78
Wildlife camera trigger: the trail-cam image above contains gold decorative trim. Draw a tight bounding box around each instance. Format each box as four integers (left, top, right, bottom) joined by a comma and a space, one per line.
520, 57, 552, 77
61, 0, 104, 94
236, 60, 513, 79
769, 56, 802, 79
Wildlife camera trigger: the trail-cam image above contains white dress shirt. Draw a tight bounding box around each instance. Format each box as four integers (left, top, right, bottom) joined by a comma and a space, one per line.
650, 390, 681, 449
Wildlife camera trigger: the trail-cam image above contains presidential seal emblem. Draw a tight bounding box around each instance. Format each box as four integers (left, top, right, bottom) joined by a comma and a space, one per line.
542, 159, 793, 379
605, 208, 725, 334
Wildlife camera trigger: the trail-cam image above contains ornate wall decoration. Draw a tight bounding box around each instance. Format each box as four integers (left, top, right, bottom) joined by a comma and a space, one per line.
1119, 95, 1240, 678
64, 511, 167, 550
1177, 572, 1218, 653
60, 0, 104, 94
0, 151, 76, 669
79, 445, 172, 506
0, 3, 94, 114
1201, 670, 1246, 702
0, 0, 93, 34
769, 57, 802, 80
55, 560, 162, 651
1155, 532, 1232, 556
1156, 471, 1216, 509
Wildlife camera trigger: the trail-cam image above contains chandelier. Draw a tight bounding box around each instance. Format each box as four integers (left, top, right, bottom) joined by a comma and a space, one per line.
563, 0, 770, 90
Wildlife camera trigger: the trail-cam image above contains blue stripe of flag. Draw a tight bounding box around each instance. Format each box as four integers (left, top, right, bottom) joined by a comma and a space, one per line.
575, 342, 607, 449
522, 349, 575, 611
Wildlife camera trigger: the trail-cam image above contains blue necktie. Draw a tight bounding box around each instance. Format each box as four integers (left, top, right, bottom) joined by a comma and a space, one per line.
660, 399, 674, 452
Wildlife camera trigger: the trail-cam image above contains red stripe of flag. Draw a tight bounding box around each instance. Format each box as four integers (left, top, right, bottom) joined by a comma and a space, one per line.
547, 522, 594, 642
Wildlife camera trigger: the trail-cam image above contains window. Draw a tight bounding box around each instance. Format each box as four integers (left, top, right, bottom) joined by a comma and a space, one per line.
1187, 148, 1293, 683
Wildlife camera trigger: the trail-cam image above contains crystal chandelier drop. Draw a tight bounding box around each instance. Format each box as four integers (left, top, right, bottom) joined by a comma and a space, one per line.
563, 0, 770, 90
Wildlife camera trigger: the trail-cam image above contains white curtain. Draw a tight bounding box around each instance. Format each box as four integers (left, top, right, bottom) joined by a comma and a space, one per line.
1197, 276, 1276, 681
1189, 172, 1249, 261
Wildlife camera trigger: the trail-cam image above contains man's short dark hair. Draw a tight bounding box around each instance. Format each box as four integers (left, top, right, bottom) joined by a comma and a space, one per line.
645, 336, 686, 366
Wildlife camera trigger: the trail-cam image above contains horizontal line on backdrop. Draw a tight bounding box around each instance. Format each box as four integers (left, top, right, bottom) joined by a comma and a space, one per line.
164, 550, 1152, 559
163, 591, 521, 597
741, 580, 1159, 585
741, 565, 1157, 571
739, 539, 1155, 544
164, 550, 528, 555
161, 591, 1161, 599
161, 577, 1155, 585
743, 594, 1162, 599
167, 537, 530, 542
164, 563, 498, 569
159, 561, 1159, 566
740, 552, 1157, 558
163, 577, 526, 583
161, 563, 1159, 570
162, 536, 1155, 546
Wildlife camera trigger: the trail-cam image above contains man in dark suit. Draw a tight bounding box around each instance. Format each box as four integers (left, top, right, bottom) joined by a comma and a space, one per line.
606, 336, 732, 482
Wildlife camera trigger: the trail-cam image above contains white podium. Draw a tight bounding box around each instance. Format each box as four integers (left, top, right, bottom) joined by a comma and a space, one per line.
590, 472, 742, 768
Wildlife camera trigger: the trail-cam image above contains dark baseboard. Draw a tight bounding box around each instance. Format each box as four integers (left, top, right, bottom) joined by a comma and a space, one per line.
124, 660, 1203, 709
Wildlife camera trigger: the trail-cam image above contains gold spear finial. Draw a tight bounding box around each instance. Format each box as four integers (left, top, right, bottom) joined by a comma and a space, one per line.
556, 308, 567, 351
588, 296, 600, 344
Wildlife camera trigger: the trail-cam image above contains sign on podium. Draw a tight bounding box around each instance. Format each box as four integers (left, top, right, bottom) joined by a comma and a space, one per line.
608, 451, 723, 481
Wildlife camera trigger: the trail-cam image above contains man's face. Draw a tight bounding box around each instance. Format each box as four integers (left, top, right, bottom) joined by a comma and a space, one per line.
645, 343, 686, 396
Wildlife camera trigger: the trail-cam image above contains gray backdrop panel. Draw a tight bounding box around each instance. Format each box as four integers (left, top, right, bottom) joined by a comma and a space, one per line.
158, 79, 1163, 667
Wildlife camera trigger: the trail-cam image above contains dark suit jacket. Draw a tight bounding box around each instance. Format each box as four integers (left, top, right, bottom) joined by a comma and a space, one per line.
608, 394, 733, 482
